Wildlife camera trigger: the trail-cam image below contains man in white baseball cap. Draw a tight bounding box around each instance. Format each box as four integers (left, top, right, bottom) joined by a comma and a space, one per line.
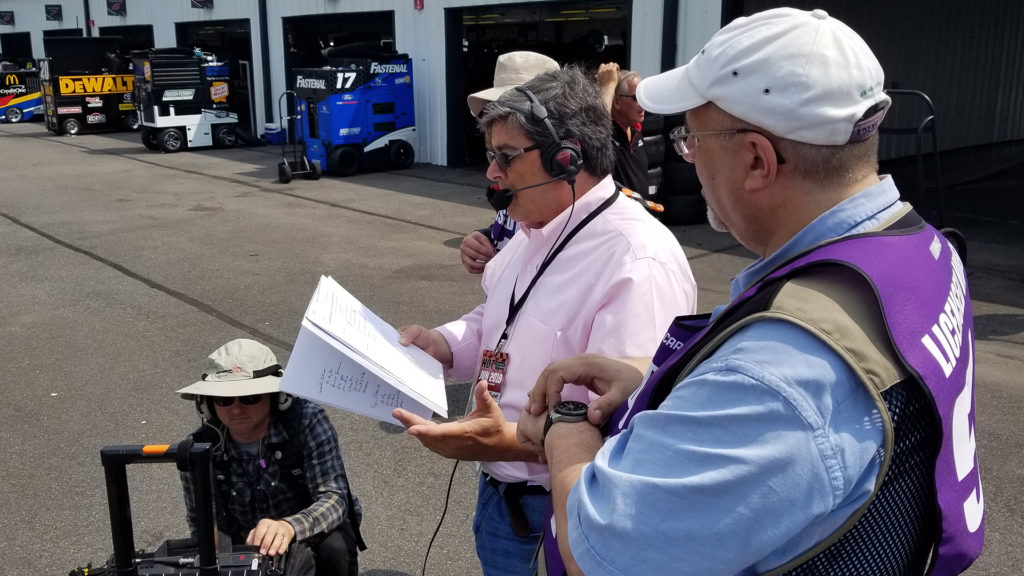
518, 8, 983, 575
177, 339, 365, 576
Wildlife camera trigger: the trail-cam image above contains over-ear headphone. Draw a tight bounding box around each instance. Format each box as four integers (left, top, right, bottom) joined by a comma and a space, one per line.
509, 86, 582, 184
195, 392, 293, 422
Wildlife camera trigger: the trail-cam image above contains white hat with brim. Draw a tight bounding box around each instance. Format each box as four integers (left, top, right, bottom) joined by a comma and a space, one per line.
176, 338, 283, 400
637, 8, 890, 145
467, 51, 560, 117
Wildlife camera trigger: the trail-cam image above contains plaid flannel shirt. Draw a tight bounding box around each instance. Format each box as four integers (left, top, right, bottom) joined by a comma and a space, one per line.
180, 400, 360, 543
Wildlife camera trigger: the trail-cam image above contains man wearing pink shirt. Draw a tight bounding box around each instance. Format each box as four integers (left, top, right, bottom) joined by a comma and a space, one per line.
393, 66, 696, 576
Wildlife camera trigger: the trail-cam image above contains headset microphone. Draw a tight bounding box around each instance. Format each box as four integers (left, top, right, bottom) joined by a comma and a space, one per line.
486, 176, 565, 211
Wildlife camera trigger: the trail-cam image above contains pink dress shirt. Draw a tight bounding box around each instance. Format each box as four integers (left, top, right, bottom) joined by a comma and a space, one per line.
436, 176, 697, 487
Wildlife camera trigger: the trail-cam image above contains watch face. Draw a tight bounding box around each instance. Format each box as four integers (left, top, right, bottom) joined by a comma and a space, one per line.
556, 400, 589, 417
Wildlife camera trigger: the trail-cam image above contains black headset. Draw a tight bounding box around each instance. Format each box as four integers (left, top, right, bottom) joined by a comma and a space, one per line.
507, 86, 583, 184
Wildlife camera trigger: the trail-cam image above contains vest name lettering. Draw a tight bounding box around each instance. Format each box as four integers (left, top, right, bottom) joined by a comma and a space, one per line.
921, 251, 967, 377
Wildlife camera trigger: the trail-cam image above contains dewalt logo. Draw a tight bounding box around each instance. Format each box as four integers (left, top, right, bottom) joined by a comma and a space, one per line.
58, 75, 134, 96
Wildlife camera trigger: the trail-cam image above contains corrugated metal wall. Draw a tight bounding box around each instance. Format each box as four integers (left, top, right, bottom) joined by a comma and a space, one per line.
739, 0, 1024, 159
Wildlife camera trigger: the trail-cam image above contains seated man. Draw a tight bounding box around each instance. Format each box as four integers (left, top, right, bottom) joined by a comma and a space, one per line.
519, 8, 984, 576
176, 338, 365, 576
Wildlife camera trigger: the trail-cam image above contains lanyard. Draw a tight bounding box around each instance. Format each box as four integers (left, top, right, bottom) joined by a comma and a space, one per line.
497, 190, 619, 350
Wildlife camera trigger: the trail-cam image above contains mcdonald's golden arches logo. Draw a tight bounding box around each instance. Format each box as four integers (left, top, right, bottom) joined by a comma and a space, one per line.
4, 74, 18, 86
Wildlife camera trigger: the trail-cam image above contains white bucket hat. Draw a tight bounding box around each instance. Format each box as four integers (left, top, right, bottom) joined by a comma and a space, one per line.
467, 51, 560, 117
176, 338, 283, 399
637, 8, 890, 145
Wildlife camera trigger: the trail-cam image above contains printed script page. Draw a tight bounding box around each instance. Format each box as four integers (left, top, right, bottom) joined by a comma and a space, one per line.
280, 276, 447, 424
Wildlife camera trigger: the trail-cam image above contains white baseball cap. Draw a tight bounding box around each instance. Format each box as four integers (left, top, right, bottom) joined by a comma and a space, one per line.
467, 51, 560, 117
176, 338, 283, 399
637, 8, 890, 145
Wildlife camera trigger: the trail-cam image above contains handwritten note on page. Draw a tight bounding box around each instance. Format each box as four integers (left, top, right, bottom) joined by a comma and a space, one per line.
280, 276, 448, 425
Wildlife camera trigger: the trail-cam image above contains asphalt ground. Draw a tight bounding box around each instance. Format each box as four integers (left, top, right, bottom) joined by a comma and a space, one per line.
1, 121, 1021, 575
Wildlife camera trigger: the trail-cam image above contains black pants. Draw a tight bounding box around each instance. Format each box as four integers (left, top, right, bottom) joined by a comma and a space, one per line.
312, 520, 360, 576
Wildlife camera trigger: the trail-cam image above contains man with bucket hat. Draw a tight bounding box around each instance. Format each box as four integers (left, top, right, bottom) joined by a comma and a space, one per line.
177, 338, 365, 576
518, 8, 983, 575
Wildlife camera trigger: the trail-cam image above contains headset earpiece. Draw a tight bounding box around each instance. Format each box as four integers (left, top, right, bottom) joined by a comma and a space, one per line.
196, 396, 214, 421
277, 392, 293, 412
511, 86, 583, 183
543, 140, 582, 182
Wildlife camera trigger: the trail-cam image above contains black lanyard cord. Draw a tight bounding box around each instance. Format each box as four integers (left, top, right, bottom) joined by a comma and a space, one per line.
497, 189, 619, 349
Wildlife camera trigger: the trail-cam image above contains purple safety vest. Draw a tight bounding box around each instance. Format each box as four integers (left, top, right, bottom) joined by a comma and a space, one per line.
543, 216, 984, 575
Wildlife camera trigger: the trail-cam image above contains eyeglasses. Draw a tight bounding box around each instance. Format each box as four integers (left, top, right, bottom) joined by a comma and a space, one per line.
669, 125, 786, 164
212, 394, 263, 408
615, 93, 637, 102
486, 144, 540, 171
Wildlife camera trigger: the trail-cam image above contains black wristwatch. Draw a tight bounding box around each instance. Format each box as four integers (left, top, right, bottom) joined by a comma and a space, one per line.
542, 401, 589, 445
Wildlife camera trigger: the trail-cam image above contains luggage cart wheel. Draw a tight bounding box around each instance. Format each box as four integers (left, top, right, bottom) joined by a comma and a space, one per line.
307, 160, 322, 180
278, 161, 293, 184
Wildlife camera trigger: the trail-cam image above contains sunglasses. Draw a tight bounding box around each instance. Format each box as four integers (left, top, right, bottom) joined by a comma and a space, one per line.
212, 394, 263, 407
615, 93, 638, 102
486, 143, 540, 171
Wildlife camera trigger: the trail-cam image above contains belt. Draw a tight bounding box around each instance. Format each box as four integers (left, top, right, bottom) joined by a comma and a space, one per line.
483, 473, 550, 538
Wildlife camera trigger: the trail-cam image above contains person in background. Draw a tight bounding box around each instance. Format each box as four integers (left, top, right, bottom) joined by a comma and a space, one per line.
597, 62, 649, 198
460, 51, 560, 274
177, 338, 365, 576
519, 8, 983, 575
395, 66, 696, 576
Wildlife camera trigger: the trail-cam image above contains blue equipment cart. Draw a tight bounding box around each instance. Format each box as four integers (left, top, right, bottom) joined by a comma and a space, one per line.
290, 53, 416, 176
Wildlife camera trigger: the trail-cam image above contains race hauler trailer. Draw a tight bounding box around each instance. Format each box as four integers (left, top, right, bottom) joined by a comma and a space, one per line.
39, 37, 138, 136
0, 68, 42, 123
290, 52, 415, 176
132, 48, 238, 153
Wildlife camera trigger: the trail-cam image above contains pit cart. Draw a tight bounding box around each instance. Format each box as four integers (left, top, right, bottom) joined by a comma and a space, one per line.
68, 440, 290, 576
39, 37, 139, 136
132, 48, 238, 153
0, 68, 42, 123
291, 51, 416, 176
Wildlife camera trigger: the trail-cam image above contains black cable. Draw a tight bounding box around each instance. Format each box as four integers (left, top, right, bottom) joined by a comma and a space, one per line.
421, 459, 461, 576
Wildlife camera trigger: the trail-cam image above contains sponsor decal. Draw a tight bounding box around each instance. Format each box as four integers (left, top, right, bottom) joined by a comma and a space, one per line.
338, 127, 361, 136
58, 75, 134, 95
342, 94, 354, 101
45, 4, 63, 22
57, 106, 82, 114
162, 89, 195, 101
4, 74, 19, 85
144, 62, 151, 82
106, 1, 126, 17
118, 103, 134, 111
122, 93, 133, 102
86, 96, 103, 107
395, 75, 411, 85
370, 62, 408, 74
210, 82, 229, 102
0, 85, 26, 96
86, 112, 107, 124
295, 75, 326, 90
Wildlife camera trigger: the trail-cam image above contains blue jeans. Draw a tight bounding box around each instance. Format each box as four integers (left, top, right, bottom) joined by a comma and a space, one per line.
473, 474, 549, 576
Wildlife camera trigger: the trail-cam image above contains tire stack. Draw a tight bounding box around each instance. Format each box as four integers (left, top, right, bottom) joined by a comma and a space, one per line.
656, 113, 706, 225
